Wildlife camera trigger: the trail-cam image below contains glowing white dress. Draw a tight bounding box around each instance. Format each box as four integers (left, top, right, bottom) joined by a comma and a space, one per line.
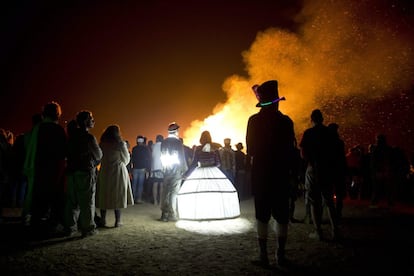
177, 143, 240, 220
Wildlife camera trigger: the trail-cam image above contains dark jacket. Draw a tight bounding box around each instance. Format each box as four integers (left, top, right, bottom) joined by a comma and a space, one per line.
246, 108, 296, 195
131, 144, 151, 170
67, 128, 102, 172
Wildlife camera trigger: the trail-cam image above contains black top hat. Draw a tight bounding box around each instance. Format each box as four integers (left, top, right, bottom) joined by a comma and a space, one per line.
252, 80, 285, 107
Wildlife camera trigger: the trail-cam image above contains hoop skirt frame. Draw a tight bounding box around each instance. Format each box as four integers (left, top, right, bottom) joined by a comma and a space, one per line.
177, 166, 240, 220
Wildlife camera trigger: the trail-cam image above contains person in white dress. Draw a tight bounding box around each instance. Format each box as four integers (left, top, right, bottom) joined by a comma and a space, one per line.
178, 130, 240, 220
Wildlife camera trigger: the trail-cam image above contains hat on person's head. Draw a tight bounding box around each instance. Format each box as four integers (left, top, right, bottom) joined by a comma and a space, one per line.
224, 138, 231, 144
168, 122, 180, 133
252, 80, 286, 107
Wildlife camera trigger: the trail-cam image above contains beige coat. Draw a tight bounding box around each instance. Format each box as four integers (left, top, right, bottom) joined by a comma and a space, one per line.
96, 141, 134, 209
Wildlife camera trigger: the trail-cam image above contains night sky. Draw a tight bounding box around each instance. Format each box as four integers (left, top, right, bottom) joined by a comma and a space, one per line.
2, 0, 414, 155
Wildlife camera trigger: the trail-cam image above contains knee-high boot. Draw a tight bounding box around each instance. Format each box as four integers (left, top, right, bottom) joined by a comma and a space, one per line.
115, 209, 122, 227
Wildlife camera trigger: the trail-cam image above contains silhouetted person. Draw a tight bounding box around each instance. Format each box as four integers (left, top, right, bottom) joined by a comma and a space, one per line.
328, 123, 347, 223
369, 134, 395, 207
180, 137, 194, 168
130, 135, 151, 203
24, 101, 67, 236
234, 142, 247, 199
346, 145, 364, 199
219, 138, 236, 184
10, 132, 26, 208
20, 113, 42, 223
65, 111, 102, 237
299, 109, 340, 241
288, 138, 304, 223
391, 146, 410, 202
151, 134, 164, 205
246, 80, 296, 267
0, 128, 13, 217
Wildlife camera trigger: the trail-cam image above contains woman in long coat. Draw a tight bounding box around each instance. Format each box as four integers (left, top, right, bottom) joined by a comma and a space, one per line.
96, 125, 133, 227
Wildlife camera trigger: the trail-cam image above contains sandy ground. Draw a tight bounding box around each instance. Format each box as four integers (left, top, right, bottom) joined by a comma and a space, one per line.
1, 197, 414, 276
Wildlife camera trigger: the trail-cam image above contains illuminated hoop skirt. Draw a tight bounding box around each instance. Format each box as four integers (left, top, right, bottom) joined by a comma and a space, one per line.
177, 166, 240, 220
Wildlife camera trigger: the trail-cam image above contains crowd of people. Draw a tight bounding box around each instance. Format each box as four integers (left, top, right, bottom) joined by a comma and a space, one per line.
0, 101, 252, 237
0, 88, 414, 268
246, 79, 414, 268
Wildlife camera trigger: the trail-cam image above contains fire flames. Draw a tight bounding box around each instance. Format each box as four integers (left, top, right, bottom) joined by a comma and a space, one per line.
182, 0, 414, 152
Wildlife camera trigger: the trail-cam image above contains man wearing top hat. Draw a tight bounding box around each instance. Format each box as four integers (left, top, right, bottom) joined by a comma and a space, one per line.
159, 122, 188, 222
246, 80, 296, 267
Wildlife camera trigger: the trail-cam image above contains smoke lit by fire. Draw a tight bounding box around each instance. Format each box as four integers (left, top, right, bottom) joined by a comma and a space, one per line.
183, 0, 414, 152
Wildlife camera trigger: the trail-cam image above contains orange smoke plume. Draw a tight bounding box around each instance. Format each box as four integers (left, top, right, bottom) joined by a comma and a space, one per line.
183, 0, 414, 150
